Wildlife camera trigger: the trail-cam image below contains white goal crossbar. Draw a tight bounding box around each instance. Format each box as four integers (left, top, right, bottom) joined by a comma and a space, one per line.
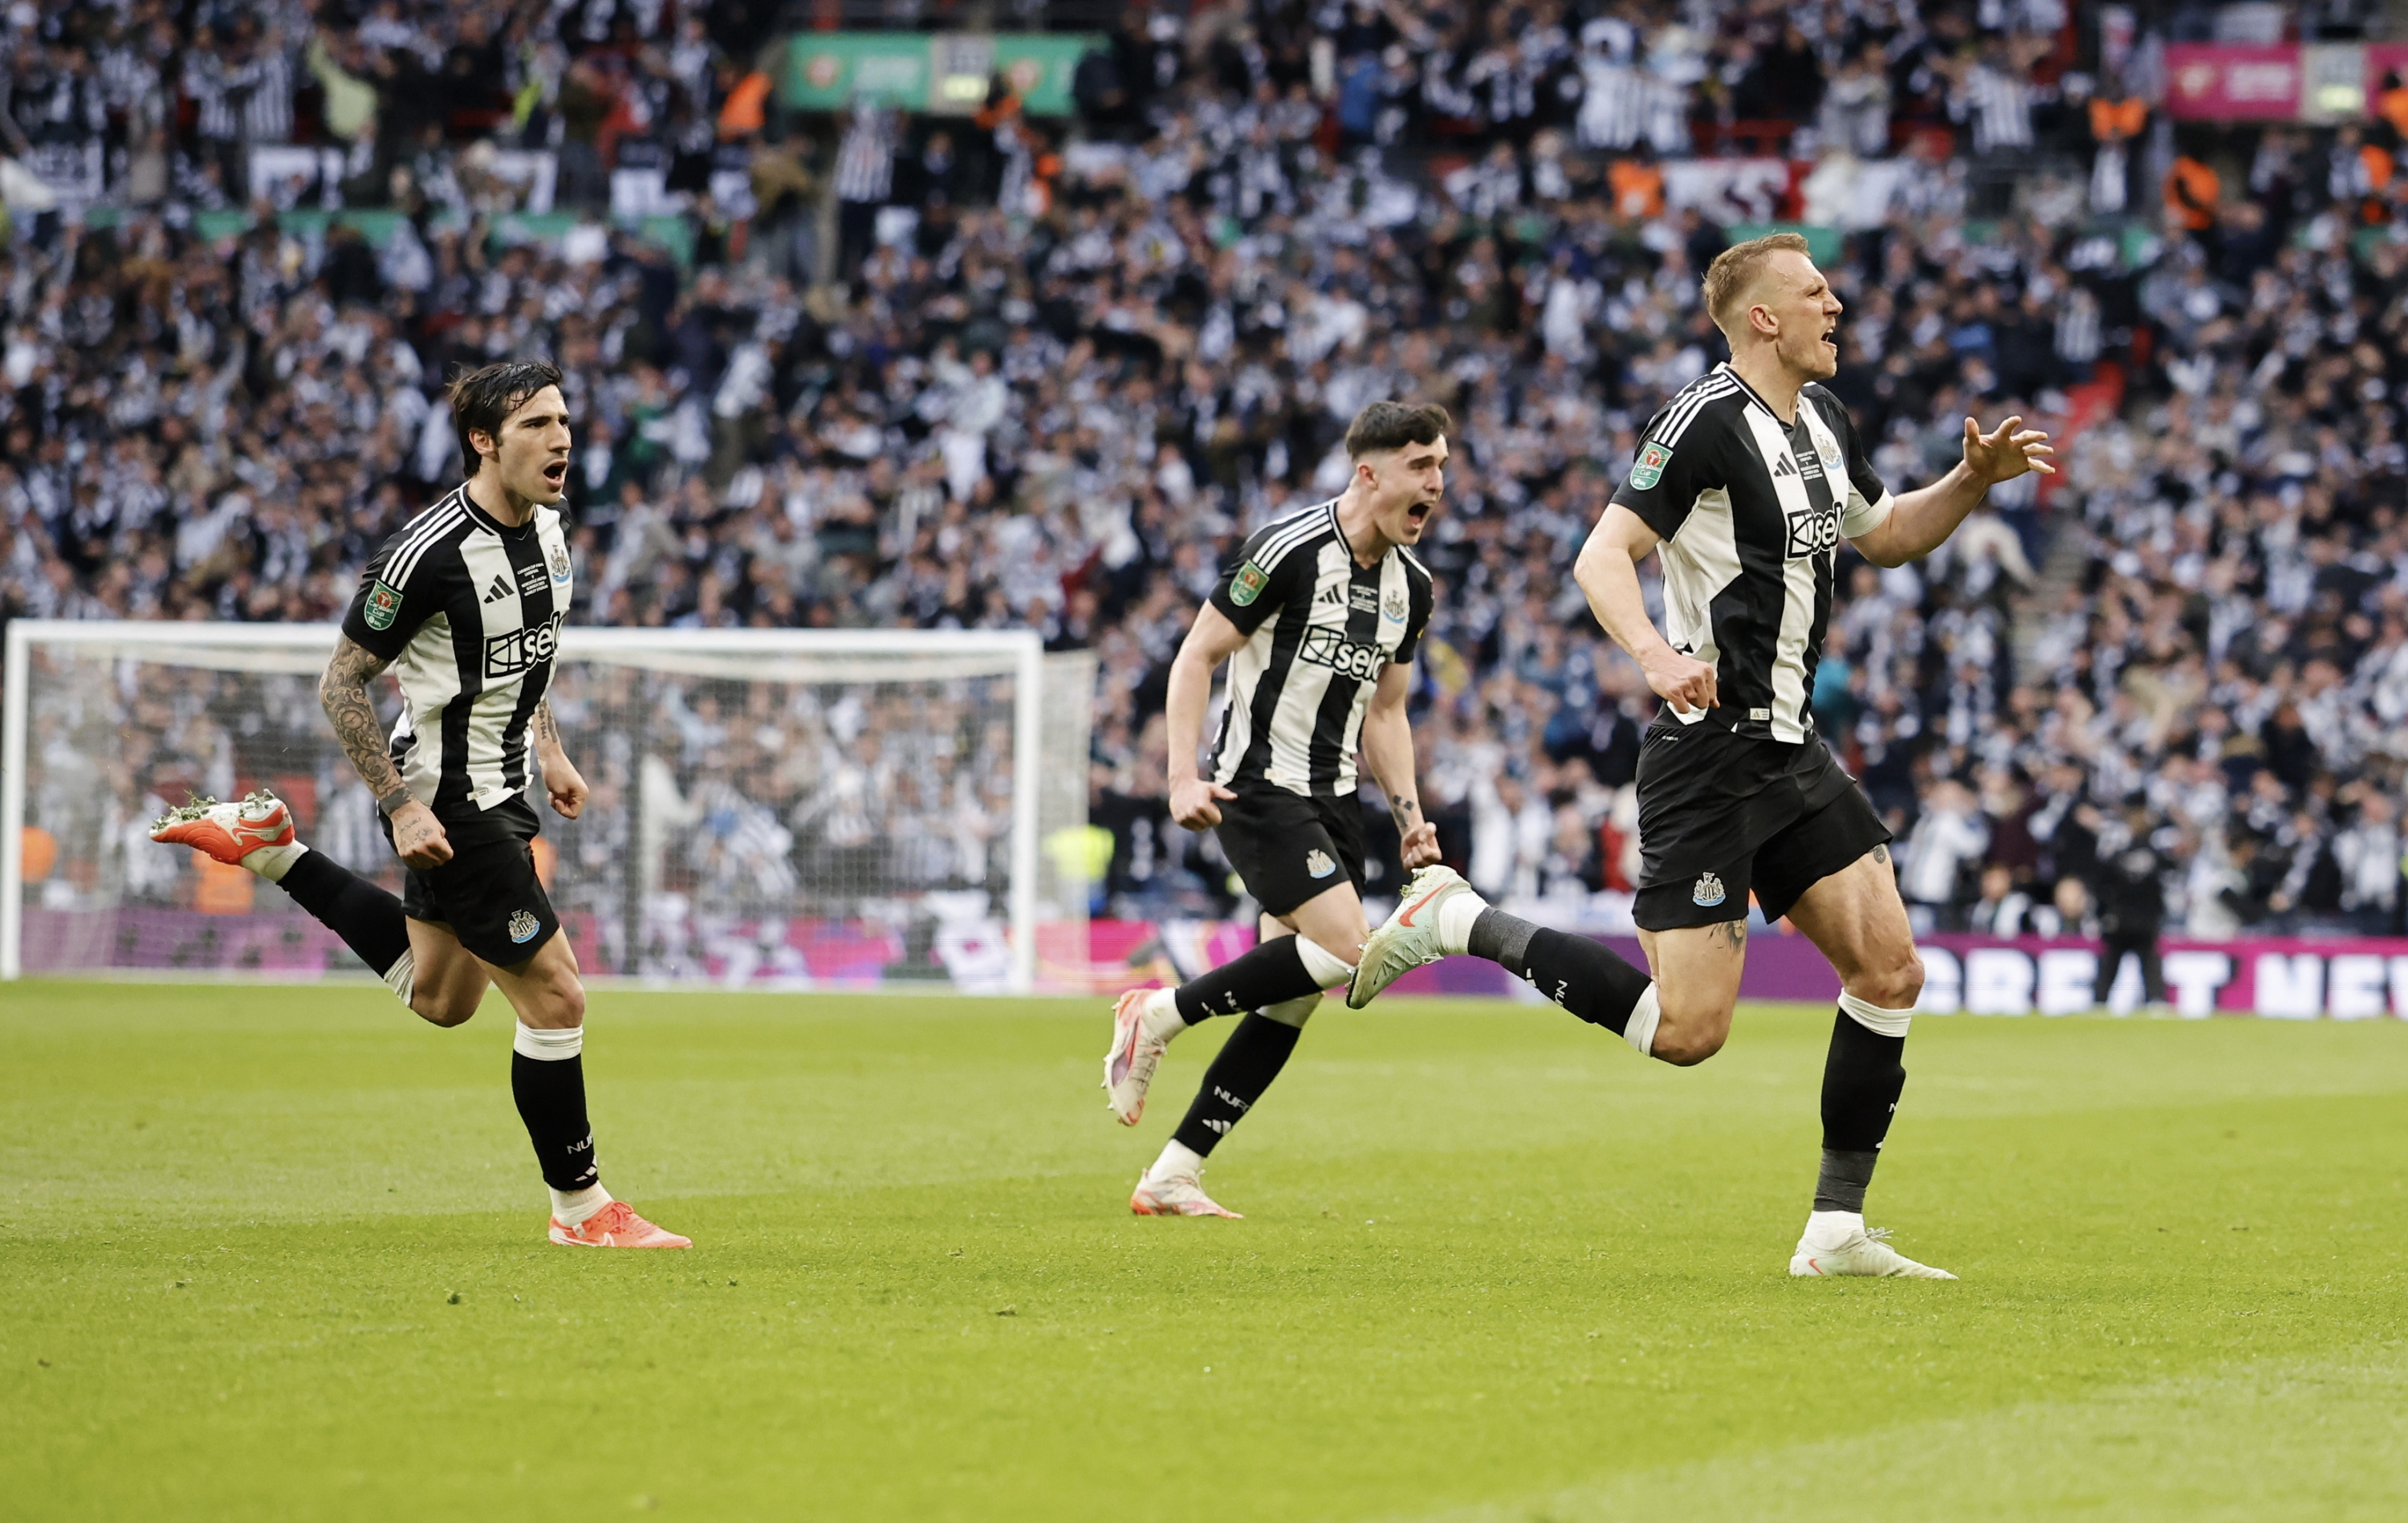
3, 621, 1066, 992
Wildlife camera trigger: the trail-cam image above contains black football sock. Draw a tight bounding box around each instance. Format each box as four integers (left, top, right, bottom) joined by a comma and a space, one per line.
511, 1026, 599, 1193
1814, 1148, 1881, 1214
1170, 1012, 1303, 1157
1471, 911, 1652, 1034
1174, 936, 1324, 1024
275, 849, 410, 976
1818, 1009, 1907, 1208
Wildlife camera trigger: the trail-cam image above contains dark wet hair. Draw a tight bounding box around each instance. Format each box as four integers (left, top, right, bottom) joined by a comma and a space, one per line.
448, 360, 564, 474
1344, 401, 1453, 458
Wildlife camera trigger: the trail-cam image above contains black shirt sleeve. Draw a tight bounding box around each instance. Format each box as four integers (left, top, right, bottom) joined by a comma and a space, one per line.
1207, 520, 1317, 635
1610, 405, 1722, 542
338, 533, 442, 661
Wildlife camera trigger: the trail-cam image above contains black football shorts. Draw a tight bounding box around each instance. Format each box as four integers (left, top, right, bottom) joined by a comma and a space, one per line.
1213, 783, 1368, 918
381, 800, 561, 966
1630, 723, 1889, 932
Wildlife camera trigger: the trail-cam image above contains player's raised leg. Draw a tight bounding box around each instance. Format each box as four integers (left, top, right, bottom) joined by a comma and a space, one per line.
1351, 865, 1685, 1053
1782, 846, 1951, 1279
401, 916, 494, 1028
151, 790, 429, 1013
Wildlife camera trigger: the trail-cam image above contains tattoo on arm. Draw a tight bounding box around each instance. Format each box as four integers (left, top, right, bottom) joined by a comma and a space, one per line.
534, 699, 560, 749
319, 637, 404, 798
1389, 793, 1422, 829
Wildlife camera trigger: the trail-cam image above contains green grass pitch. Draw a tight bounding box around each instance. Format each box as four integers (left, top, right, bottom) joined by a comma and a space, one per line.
6, 982, 2408, 1521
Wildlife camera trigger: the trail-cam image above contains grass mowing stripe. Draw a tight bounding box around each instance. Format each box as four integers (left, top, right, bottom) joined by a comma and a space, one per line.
1409, 1348, 2408, 1523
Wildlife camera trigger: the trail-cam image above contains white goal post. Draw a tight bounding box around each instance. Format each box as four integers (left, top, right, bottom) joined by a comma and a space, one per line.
2, 621, 1094, 992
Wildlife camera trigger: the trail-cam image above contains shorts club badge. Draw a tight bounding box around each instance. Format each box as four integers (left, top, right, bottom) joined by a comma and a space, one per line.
509, 910, 542, 944
363, 580, 403, 631
1305, 849, 1337, 879
1691, 870, 1726, 907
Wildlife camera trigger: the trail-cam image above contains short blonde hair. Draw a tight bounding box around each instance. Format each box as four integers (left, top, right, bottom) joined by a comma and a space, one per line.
1702, 232, 1812, 338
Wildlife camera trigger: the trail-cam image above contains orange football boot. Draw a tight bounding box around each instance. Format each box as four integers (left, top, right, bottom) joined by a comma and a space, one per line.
148, 790, 296, 866
548, 1199, 692, 1248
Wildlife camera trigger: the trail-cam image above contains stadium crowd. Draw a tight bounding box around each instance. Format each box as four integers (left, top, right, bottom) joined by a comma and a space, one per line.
2, 0, 2405, 943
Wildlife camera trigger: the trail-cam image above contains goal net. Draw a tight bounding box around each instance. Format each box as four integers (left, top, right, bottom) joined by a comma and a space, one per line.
2, 622, 1095, 992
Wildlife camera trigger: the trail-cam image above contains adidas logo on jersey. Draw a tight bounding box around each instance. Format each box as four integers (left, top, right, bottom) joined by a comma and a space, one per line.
482, 573, 514, 604
1771, 454, 1799, 478
1316, 583, 1345, 605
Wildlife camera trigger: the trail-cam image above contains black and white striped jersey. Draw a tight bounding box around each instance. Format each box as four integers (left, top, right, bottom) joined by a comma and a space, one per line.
339, 485, 572, 840
1613, 363, 1893, 743
1206, 499, 1434, 798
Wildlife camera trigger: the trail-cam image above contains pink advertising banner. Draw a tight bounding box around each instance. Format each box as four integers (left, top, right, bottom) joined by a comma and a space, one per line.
2369, 43, 2408, 96
1076, 922, 2408, 1020
26, 905, 2408, 1017
2165, 43, 2304, 120
1914, 935, 2408, 1019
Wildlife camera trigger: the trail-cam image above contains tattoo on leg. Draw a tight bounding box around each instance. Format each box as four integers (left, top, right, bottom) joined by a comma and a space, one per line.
1717, 919, 1747, 952
1871, 844, 1889, 865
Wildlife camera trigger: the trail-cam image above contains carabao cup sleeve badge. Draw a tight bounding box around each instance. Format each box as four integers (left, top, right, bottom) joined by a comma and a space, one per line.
1229, 561, 1268, 607
1626, 442, 1671, 491
364, 580, 403, 630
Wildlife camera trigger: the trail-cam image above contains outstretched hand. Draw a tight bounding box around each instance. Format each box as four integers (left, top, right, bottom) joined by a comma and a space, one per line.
1961, 415, 2055, 485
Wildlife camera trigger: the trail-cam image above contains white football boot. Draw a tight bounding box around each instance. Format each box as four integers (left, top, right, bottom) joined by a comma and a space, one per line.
1129, 1165, 1242, 1219
1789, 1219, 1957, 1279
1348, 864, 1482, 1008
1101, 987, 1183, 1126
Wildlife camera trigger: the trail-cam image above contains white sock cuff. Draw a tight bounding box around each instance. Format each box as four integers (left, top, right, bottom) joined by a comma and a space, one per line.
1839, 992, 1914, 1037
243, 840, 306, 882
513, 1022, 584, 1061
1625, 983, 1661, 1056
1141, 986, 1186, 1040
1261, 992, 1320, 1029
1151, 1139, 1206, 1180
1292, 935, 1356, 988
382, 948, 416, 1008
549, 1183, 612, 1225
1433, 888, 1487, 956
